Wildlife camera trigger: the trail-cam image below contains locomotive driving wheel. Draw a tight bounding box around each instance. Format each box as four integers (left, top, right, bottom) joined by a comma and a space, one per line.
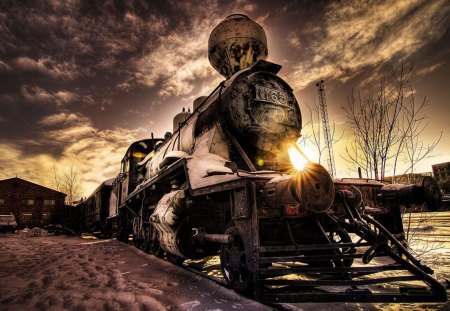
167, 253, 185, 266
143, 223, 163, 257
220, 226, 253, 294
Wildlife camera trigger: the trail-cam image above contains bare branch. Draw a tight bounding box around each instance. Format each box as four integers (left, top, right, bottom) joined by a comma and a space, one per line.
49, 163, 83, 205
342, 61, 440, 182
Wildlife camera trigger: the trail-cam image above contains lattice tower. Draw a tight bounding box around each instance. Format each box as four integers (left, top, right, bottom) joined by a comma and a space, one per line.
316, 80, 336, 177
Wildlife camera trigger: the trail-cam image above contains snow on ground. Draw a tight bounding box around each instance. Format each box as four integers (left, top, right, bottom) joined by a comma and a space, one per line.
0, 235, 271, 311
281, 211, 450, 311
1, 211, 449, 311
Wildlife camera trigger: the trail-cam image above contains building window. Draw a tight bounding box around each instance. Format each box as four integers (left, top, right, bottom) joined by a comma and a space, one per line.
44, 199, 55, 206
42, 213, 50, 222
22, 199, 34, 206
21, 213, 33, 224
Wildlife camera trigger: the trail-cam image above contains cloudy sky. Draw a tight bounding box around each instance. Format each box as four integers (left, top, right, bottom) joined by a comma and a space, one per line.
0, 0, 449, 196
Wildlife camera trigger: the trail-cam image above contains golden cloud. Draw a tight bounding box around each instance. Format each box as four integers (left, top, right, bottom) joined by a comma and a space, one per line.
288, 0, 449, 89
0, 113, 147, 197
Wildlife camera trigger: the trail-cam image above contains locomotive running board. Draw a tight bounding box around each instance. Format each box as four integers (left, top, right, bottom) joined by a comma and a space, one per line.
254, 244, 448, 303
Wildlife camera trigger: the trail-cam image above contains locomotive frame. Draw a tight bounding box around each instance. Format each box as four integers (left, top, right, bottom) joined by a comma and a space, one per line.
77, 171, 448, 303
112, 156, 447, 303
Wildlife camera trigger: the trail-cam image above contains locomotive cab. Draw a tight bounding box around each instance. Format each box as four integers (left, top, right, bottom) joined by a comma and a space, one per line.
107, 138, 164, 242
118, 139, 162, 206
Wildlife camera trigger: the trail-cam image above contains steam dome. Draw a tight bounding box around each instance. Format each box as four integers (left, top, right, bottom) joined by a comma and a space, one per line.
173, 108, 191, 132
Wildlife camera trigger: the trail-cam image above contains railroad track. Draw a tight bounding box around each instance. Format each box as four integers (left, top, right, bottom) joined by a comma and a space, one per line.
125, 245, 286, 309
182, 258, 289, 310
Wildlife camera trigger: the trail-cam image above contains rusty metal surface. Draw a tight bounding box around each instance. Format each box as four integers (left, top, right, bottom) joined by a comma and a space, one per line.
221, 68, 302, 157
208, 14, 267, 78
145, 84, 223, 180
139, 58, 303, 182
192, 228, 233, 244
264, 163, 334, 213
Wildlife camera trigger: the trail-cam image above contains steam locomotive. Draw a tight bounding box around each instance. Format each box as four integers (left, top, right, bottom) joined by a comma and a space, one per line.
76, 14, 447, 303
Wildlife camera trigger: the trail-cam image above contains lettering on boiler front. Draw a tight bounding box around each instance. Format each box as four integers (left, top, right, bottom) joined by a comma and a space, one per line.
255, 85, 288, 106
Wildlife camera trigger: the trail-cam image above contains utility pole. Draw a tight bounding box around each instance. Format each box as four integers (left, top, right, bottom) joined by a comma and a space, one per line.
316, 80, 336, 177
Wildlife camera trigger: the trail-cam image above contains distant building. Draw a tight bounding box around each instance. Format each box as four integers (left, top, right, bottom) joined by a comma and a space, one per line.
432, 162, 450, 181
0, 177, 66, 228
385, 172, 432, 184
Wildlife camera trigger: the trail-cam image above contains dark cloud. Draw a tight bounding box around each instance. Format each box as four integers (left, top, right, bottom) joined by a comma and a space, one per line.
14, 56, 79, 80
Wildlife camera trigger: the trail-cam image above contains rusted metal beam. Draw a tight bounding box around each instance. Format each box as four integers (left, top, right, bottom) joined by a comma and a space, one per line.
192, 228, 233, 244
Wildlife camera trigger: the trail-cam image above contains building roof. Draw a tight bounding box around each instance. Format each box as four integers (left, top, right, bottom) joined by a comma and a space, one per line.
0, 177, 67, 197
432, 162, 450, 168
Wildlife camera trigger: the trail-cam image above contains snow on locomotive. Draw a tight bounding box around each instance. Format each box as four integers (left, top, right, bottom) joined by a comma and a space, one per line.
102, 14, 446, 303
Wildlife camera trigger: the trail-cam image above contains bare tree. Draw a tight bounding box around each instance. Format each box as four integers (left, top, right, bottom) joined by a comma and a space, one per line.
400, 91, 442, 182
50, 166, 63, 193
343, 63, 440, 181
343, 78, 402, 180
403, 204, 444, 257
50, 164, 83, 205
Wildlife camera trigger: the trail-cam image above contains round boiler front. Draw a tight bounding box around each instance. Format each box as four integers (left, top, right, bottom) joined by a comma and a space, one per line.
221, 70, 302, 153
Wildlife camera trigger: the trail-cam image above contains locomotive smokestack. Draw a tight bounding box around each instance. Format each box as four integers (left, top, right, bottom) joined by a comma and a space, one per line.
208, 14, 268, 78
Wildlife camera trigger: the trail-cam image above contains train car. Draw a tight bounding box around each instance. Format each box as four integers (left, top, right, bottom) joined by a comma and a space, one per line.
104, 14, 446, 303
107, 138, 164, 242
76, 179, 113, 235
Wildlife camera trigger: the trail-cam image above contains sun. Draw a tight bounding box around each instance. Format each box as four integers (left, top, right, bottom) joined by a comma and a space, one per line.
288, 144, 310, 171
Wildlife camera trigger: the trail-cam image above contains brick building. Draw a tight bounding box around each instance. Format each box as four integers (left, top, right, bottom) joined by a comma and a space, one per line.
432, 162, 450, 181
0, 177, 66, 228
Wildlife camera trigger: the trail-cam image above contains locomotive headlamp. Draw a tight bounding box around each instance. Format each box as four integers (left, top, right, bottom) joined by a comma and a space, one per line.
256, 158, 265, 167
288, 144, 309, 171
